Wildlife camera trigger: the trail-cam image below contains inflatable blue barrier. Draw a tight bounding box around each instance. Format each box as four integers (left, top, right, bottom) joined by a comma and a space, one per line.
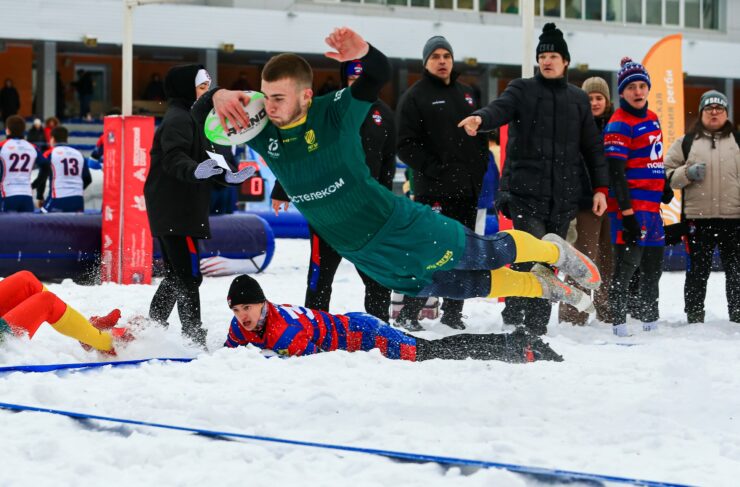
0, 213, 274, 281
244, 210, 309, 239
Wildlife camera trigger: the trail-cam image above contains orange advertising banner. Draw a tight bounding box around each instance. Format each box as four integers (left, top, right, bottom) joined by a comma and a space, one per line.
643, 33, 685, 225
101, 116, 154, 284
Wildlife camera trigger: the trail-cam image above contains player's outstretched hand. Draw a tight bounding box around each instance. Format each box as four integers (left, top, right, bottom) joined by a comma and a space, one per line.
225, 165, 256, 184
458, 115, 482, 136
325, 27, 369, 62
194, 159, 224, 180
212, 89, 252, 132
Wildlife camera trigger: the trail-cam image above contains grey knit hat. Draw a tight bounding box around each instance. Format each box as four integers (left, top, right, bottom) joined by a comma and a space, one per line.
698, 90, 728, 112
423, 36, 453, 66
581, 77, 610, 101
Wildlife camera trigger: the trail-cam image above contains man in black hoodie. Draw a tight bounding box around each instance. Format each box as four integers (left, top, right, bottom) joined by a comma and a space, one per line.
458, 24, 608, 335
395, 36, 489, 331
144, 64, 253, 346
271, 59, 396, 321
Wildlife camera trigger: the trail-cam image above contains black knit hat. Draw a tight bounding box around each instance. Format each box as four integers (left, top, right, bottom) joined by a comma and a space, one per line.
227, 275, 266, 307
536, 23, 570, 62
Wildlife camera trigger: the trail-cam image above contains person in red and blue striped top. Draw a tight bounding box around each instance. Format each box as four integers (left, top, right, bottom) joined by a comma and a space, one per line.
223, 274, 563, 363
604, 57, 668, 337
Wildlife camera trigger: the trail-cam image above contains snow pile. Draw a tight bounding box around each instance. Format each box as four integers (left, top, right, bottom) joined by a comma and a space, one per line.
0, 239, 737, 486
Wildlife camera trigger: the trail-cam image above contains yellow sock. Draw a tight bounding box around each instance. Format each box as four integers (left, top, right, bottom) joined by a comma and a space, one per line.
51, 306, 114, 352
488, 267, 543, 298
503, 229, 559, 264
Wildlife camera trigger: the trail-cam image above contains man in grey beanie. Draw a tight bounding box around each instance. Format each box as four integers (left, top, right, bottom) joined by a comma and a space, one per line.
395, 35, 489, 331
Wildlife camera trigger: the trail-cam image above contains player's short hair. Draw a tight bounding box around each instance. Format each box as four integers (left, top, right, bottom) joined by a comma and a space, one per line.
262, 53, 313, 89
5, 115, 26, 138
51, 126, 68, 143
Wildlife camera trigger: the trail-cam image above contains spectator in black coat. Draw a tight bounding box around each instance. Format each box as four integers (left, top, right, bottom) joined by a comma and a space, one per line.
459, 23, 608, 335
143, 73, 166, 101
72, 70, 94, 119
395, 35, 489, 330
0, 78, 21, 124
144, 64, 253, 346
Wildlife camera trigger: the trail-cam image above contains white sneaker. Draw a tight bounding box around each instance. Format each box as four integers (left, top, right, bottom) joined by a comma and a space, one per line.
613, 323, 630, 337
532, 264, 594, 313
543, 233, 602, 290
642, 321, 658, 332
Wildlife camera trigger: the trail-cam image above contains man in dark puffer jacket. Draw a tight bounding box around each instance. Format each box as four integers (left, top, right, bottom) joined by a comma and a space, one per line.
459, 24, 608, 335
145, 64, 253, 347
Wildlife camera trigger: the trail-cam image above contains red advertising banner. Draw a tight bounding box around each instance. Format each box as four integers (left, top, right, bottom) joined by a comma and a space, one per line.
497, 124, 512, 231
101, 116, 154, 284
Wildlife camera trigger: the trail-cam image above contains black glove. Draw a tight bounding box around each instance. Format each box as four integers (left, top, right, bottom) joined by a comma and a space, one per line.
661, 181, 675, 204
621, 214, 642, 245
495, 191, 512, 219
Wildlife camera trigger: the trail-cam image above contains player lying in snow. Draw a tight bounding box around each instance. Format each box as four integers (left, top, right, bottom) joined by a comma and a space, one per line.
0, 271, 130, 354
224, 274, 563, 363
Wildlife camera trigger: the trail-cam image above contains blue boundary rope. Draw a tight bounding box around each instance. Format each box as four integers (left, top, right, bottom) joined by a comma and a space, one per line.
0, 401, 693, 487
0, 357, 194, 373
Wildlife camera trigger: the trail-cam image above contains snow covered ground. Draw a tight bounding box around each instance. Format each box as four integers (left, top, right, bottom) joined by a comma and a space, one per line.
0, 238, 738, 486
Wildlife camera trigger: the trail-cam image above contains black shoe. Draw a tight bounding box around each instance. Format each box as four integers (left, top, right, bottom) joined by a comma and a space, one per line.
504, 327, 563, 363
182, 324, 207, 348
441, 315, 466, 330
395, 318, 423, 332
687, 311, 705, 324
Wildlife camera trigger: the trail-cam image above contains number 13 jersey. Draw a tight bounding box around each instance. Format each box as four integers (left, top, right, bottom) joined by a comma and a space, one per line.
43, 146, 86, 198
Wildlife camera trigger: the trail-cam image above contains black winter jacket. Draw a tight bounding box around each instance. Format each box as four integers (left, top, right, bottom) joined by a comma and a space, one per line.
145, 64, 222, 238
474, 73, 608, 220
396, 70, 488, 200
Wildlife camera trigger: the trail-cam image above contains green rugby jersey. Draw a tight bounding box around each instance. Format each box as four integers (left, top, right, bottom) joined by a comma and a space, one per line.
249, 88, 395, 252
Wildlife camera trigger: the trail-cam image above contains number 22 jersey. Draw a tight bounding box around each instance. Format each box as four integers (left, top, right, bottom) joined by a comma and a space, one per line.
0, 138, 44, 198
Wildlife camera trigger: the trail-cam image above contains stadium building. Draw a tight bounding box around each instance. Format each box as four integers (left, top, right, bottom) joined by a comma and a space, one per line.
0, 0, 737, 128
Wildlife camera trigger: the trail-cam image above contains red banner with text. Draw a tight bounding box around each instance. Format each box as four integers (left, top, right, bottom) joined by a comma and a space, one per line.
101, 116, 154, 284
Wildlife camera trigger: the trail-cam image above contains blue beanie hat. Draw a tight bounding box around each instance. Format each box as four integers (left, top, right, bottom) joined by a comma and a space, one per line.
617, 57, 651, 94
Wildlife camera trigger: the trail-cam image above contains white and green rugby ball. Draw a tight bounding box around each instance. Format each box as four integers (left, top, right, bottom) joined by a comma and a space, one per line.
204, 90, 268, 145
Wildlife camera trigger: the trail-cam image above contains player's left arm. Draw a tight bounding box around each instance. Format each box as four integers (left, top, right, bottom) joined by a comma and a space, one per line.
81, 158, 92, 189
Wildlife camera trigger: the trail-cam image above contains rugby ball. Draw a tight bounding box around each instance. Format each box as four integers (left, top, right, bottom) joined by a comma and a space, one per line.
204, 90, 268, 145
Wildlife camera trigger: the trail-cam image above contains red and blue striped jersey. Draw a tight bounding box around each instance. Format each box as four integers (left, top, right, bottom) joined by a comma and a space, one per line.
604, 108, 665, 246
224, 302, 417, 361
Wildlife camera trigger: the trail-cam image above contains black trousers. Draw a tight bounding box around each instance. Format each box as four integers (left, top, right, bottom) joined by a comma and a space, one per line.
149, 236, 205, 342
501, 203, 572, 334
416, 333, 521, 362
609, 244, 664, 325
685, 218, 740, 323
400, 196, 478, 324
305, 228, 391, 322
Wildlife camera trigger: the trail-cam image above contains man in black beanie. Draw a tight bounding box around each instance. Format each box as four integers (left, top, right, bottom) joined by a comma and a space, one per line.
458, 23, 609, 335
223, 274, 563, 364
395, 35, 489, 331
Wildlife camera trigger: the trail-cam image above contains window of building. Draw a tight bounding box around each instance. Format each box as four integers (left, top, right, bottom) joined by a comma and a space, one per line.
646, 0, 662, 24
411, 0, 431, 6
685, 0, 700, 27
606, 0, 624, 21
665, 0, 680, 24
458, 0, 475, 9
501, 0, 519, 13
703, 0, 720, 29
543, 0, 560, 17
565, 0, 582, 18
585, 0, 602, 20
626, 0, 641, 22
435, 0, 453, 8
480, 0, 499, 12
